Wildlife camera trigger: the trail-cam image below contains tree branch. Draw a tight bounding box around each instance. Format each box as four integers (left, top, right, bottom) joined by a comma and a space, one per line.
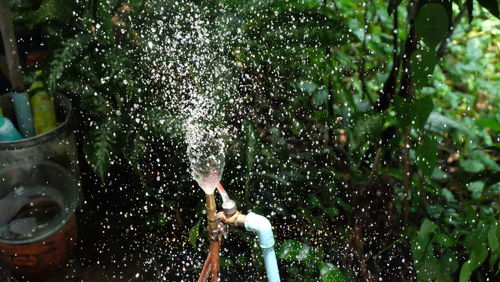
436, 4, 469, 58
0, 0, 24, 91
402, 127, 410, 224
359, 1, 373, 105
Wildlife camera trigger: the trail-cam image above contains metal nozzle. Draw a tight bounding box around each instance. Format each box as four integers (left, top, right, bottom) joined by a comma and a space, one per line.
222, 199, 237, 218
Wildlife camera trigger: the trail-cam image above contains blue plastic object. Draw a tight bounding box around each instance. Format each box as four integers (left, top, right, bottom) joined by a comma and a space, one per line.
245, 212, 281, 282
12, 92, 34, 138
0, 116, 22, 141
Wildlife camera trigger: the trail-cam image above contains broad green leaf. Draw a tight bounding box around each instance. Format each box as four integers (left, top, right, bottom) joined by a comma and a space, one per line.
415, 3, 450, 48
420, 219, 438, 237
442, 188, 456, 202
459, 159, 485, 173
410, 50, 437, 89
488, 223, 499, 251
413, 96, 434, 129
394, 96, 413, 128
459, 244, 488, 282
277, 240, 312, 261
188, 220, 200, 248
319, 262, 349, 282
475, 117, 500, 132
426, 112, 467, 133
395, 96, 434, 129
441, 250, 459, 274
472, 151, 500, 171
434, 233, 454, 248
467, 181, 485, 199
416, 134, 438, 177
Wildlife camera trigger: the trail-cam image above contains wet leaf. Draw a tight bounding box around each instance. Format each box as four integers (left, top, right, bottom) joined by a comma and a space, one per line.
411, 50, 438, 89
415, 3, 449, 48
188, 219, 200, 248
416, 134, 438, 177
277, 240, 312, 261
434, 233, 454, 248
319, 262, 349, 282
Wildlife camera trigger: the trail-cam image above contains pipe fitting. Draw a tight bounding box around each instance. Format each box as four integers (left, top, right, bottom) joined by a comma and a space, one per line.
205, 193, 219, 238
222, 199, 237, 218
244, 212, 275, 249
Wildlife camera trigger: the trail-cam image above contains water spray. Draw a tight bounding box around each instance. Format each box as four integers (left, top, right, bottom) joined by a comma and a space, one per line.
196, 182, 280, 282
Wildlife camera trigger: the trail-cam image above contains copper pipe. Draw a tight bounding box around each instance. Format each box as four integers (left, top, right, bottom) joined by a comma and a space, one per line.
197, 252, 212, 282
210, 240, 221, 282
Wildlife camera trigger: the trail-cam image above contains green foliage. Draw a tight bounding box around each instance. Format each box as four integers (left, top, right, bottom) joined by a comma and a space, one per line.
6, 0, 499, 280
277, 240, 350, 281
189, 219, 201, 248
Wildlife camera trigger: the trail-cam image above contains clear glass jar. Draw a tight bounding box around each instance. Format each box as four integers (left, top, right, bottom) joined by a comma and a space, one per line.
0, 93, 80, 178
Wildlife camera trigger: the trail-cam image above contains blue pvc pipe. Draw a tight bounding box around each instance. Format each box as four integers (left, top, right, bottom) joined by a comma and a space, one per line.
244, 212, 281, 282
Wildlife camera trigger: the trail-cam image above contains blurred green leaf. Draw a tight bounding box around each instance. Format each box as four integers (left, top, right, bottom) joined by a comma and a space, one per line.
434, 233, 454, 247
34, 0, 74, 24
410, 50, 437, 89
488, 223, 499, 251
416, 134, 438, 176
313, 88, 329, 105
467, 181, 485, 199
319, 262, 349, 282
277, 240, 312, 261
459, 244, 488, 282
475, 117, 500, 132
460, 159, 486, 173
413, 96, 434, 129
415, 3, 450, 48
420, 218, 438, 237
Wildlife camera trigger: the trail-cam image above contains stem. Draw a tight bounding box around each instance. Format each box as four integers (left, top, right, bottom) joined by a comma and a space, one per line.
197, 253, 212, 282
436, 4, 468, 59
0, 0, 24, 91
402, 127, 410, 224
392, 5, 399, 68
374, 3, 401, 111
359, 1, 372, 104
323, 0, 335, 149
369, 147, 382, 180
